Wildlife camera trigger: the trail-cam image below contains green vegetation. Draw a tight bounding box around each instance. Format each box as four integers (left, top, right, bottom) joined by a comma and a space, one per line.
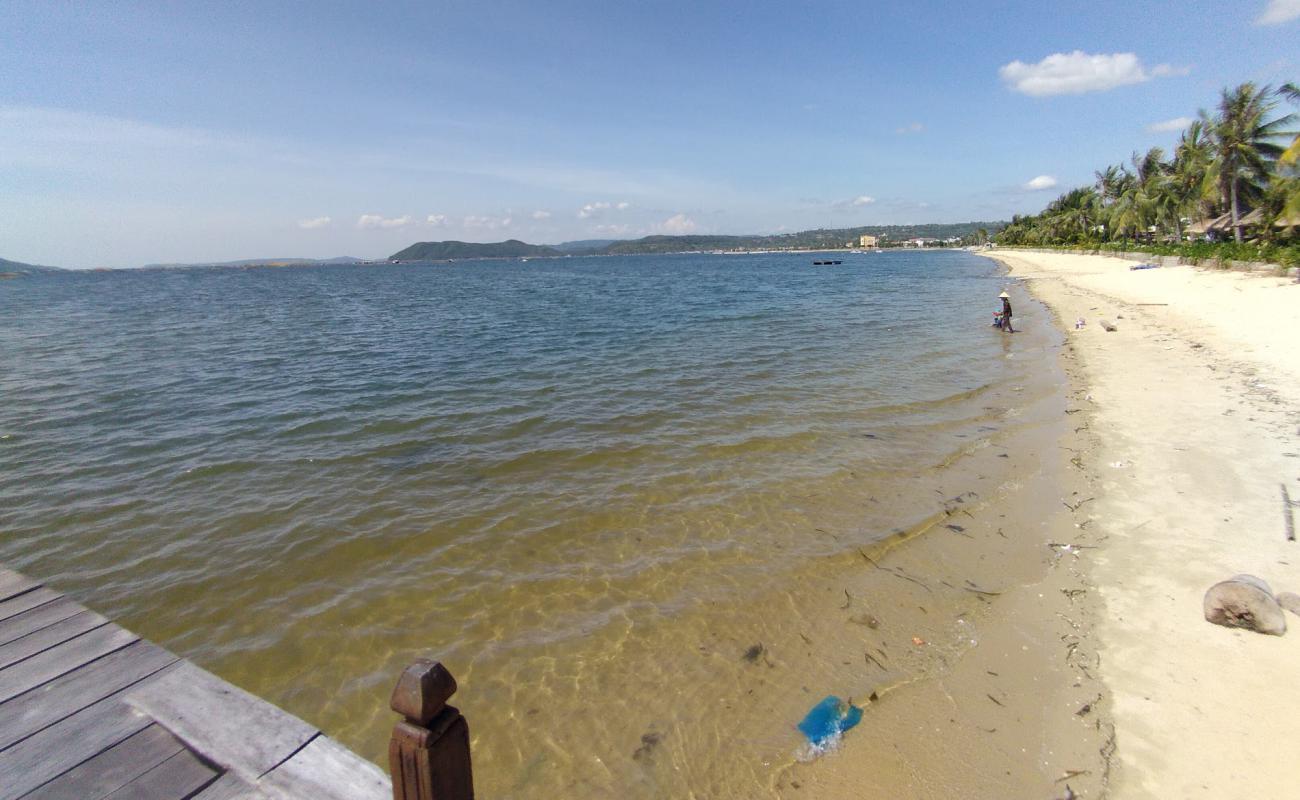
389, 240, 562, 260
601, 222, 1004, 254
391, 223, 1006, 261
999, 81, 1300, 268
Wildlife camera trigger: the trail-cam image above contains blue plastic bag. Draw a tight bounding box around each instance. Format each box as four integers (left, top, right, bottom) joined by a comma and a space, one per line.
797, 695, 863, 748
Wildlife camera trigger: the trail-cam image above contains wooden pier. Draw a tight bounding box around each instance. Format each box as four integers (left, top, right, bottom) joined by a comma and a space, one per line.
0, 565, 474, 800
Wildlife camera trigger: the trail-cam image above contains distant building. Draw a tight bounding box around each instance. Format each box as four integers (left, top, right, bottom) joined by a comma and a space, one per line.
858, 234, 879, 248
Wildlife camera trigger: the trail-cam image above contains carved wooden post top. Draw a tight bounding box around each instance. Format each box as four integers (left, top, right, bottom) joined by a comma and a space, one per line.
391, 659, 458, 725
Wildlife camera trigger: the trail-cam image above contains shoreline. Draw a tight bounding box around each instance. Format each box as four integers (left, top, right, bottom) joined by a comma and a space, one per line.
983, 249, 1300, 797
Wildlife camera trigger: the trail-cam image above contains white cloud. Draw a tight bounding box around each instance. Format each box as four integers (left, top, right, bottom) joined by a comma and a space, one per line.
660, 213, 698, 235
895, 122, 925, 134
464, 215, 511, 229
1146, 116, 1194, 133
1257, 0, 1300, 24
577, 200, 631, 218
531, 210, 551, 220
1023, 175, 1058, 191
852, 195, 876, 206
593, 223, 633, 236
297, 216, 331, 230
426, 214, 448, 226
999, 51, 1186, 96
357, 214, 412, 229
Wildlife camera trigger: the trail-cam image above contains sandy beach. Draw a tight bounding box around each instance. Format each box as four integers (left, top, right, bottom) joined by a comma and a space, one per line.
986, 249, 1300, 798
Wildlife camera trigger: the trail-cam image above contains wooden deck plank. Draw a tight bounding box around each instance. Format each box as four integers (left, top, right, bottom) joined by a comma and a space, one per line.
0, 691, 156, 800
190, 772, 267, 799
0, 569, 40, 603
0, 597, 85, 648
24, 724, 184, 800
100, 747, 221, 800
0, 624, 138, 703
0, 640, 177, 751
126, 662, 318, 783
0, 611, 109, 670
259, 735, 389, 800
0, 587, 63, 625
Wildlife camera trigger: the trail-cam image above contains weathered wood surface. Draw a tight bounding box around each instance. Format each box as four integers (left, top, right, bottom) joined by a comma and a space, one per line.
30, 724, 186, 800
0, 596, 83, 646
0, 610, 108, 670
127, 661, 318, 782
191, 772, 266, 800
0, 564, 391, 800
0, 568, 41, 602
0, 641, 177, 750
100, 747, 220, 800
260, 735, 390, 800
0, 586, 63, 624
0, 622, 139, 702
0, 689, 157, 799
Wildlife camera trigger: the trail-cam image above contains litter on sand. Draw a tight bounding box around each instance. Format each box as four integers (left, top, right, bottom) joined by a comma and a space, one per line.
797, 695, 863, 750
1129, 263, 1160, 270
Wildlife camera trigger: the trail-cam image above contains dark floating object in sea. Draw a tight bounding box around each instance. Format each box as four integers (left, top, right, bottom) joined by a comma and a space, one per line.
812, 259, 843, 265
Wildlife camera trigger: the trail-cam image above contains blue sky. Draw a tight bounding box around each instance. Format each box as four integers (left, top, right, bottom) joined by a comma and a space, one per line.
1, 0, 1297, 267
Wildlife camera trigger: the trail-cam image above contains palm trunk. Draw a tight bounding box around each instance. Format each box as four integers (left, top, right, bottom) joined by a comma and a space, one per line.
1231, 178, 1242, 244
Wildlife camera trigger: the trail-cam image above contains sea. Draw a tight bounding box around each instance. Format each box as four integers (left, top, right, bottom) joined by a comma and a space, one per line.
0, 250, 1060, 796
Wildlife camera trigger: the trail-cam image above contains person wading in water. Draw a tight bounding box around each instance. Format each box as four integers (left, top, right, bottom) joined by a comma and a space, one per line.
998, 291, 1015, 333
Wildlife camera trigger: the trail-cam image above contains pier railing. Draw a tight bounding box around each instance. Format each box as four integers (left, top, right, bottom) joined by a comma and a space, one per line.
389, 659, 474, 800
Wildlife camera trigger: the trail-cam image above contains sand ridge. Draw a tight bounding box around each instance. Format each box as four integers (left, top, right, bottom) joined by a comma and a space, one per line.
986, 250, 1300, 798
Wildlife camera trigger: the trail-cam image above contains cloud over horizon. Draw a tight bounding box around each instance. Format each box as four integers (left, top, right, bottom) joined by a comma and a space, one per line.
1256, 0, 1300, 24
1023, 175, 1058, 191
1146, 116, 1194, 133
999, 51, 1187, 96
577, 201, 630, 219
659, 213, 698, 234
357, 214, 412, 229
298, 216, 331, 230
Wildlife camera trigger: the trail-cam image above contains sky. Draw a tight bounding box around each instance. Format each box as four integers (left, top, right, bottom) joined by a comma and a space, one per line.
1, 0, 1298, 267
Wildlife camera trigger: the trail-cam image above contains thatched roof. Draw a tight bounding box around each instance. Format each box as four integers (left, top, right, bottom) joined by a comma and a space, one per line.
1185, 212, 1234, 235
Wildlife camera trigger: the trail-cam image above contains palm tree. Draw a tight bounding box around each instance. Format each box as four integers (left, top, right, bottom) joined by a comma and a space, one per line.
1203, 83, 1294, 242
1280, 83, 1300, 167
1164, 120, 1214, 240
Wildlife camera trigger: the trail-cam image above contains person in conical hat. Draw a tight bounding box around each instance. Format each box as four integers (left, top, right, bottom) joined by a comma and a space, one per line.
998, 291, 1014, 333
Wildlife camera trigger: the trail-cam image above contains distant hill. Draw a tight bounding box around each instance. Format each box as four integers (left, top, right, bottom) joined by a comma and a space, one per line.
389, 240, 561, 260
553, 239, 621, 253
602, 222, 1005, 254
0, 257, 64, 274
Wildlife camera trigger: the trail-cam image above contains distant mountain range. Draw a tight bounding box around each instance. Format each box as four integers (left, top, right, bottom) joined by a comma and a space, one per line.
390, 222, 1005, 261
0, 257, 64, 275
3, 221, 1006, 273
390, 240, 560, 260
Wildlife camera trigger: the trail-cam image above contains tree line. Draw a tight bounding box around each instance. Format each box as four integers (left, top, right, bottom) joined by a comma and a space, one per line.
998, 82, 1299, 257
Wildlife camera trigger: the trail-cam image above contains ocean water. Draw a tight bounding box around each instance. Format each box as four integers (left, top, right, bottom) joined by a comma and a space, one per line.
0, 250, 1049, 796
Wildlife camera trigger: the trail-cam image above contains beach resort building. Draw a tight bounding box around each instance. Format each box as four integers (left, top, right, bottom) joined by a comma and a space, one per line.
858, 234, 879, 248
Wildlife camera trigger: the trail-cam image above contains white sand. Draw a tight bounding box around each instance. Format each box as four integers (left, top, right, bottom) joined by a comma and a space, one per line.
988, 250, 1300, 798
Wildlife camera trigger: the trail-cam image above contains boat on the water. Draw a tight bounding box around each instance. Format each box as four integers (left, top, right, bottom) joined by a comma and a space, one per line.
812, 259, 843, 265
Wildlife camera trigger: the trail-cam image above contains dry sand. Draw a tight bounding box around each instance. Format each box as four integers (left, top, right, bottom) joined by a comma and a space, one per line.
986, 250, 1300, 798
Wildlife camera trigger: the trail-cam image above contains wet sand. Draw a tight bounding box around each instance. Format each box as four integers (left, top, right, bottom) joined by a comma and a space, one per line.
798, 276, 1113, 799
983, 250, 1300, 798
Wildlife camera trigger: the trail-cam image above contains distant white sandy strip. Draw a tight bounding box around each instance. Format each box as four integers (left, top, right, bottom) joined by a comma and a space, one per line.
987, 250, 1300, 798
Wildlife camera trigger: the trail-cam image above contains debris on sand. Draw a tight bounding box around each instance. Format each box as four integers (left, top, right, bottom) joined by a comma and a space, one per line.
1203, 574, 1287, 636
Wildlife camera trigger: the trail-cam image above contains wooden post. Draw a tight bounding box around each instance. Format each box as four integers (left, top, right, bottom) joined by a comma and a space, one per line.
389, 659, 474, 800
